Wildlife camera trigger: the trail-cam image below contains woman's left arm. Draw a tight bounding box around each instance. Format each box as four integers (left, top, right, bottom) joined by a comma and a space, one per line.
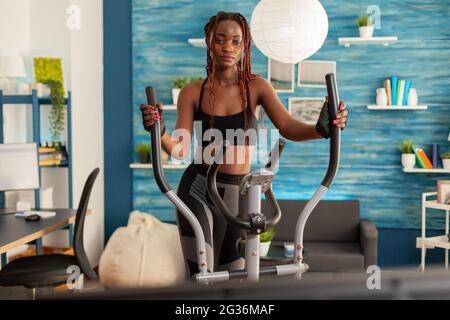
255, 77, 348, 142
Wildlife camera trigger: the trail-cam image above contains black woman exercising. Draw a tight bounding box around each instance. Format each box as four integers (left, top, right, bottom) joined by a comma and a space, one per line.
140, 11, 348, 279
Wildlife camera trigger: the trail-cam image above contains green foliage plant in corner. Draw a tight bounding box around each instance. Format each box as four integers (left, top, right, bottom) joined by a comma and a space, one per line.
34, 57, 65, 142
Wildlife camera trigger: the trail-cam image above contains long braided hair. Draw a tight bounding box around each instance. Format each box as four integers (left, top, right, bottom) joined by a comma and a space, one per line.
203, 11, 259, 130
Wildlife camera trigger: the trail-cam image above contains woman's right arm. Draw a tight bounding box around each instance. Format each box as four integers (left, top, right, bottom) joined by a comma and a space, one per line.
141, 83, 196, 160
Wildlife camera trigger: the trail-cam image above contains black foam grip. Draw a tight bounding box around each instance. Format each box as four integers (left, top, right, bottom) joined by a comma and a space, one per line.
265, 138, 286, 170
145, 86, 171, 193
322, 74, 341, 188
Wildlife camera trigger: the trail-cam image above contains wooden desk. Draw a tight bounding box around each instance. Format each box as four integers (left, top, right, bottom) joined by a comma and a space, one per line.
0, 209, 91, 268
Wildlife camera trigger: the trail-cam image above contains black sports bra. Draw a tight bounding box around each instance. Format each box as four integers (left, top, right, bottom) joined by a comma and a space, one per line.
194, 78, 258, 147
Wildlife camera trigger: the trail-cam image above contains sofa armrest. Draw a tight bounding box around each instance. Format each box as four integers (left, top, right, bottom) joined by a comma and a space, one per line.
360, 219, 378, 269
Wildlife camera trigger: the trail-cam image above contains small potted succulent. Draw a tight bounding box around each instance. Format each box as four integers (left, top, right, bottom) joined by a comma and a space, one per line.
260, 228, 276, 257
357, 15, 374, 38
136, 143, 151, 164
172, 77, 203, 104
441, 152, 450, 170
399, 139, 415, 170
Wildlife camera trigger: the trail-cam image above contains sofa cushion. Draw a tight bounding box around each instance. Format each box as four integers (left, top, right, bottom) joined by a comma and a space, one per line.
303, 242, 365, 272
261, 200, 360, 242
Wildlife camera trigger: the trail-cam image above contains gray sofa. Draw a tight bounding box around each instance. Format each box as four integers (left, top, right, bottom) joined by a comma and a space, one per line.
260, 200, 378, 272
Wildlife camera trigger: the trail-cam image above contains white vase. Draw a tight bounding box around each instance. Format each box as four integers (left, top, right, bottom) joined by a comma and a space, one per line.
376, 88, 388, 106
359, 26, 374, 38
407, 88, 418, 106
443, 159, 450, 170
260, 241, 271, 257
172, 88, 181, 105
401, 154, 416, 170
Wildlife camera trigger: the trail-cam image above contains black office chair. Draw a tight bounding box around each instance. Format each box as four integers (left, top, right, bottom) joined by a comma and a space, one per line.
0, 168, 99, 293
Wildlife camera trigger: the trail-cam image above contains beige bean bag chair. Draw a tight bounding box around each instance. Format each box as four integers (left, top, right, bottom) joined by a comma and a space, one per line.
99, 211, 186, 288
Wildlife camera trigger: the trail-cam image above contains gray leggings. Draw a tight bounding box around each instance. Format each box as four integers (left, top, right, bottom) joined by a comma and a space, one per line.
176, 163, 248, 278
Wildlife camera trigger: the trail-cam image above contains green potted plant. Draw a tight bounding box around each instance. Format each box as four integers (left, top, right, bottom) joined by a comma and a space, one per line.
33, 57, 65, 143
357, 15, 374, 38
398, 139, 415, 170
441, 152, 450, 170
260, 228, 276, 257
172, 77, 203, 104
136, 143, 151, 164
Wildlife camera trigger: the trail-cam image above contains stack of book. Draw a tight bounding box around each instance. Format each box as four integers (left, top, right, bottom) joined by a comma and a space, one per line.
383, 76, 412, 106
413, 147, 433, 169
412, 145, 442, 169
38, 146, 68, 167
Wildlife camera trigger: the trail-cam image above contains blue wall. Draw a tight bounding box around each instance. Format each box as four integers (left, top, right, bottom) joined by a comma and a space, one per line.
104, 0, 133, 239
104, 0, 450, 266
131, 0, 450, 229
379, 228, 447, 267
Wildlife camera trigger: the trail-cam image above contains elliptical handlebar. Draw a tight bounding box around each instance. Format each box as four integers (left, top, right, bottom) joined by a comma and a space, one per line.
145, 86, 171, 194
322, 74, 341, 188
263, 138, 285, 227
293, 73, 342, 266
265, 138, 286, 173
206, 141, 252, 230
144, 73, 342, 282
264, 186, 282, 228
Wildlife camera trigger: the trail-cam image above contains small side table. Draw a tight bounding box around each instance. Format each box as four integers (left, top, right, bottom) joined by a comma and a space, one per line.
418, 192, 450, 272
260, 243, 295, 268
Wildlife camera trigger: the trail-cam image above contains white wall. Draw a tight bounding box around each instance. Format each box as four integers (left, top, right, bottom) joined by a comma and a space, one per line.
29, 0, 71, 91
0, 0, 29, 55
69, 0, 104, 265
0, 0, 31, 143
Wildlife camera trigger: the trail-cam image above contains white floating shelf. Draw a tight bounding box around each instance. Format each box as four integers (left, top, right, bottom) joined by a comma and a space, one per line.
187, 38, 206, 48
130, 163, 188, 170
298, 83, 326, 89
424, 200, 450, 211
164, 104, 177, 111
416, 236, 450, 250
367, 105, 428, 110
403, 168, 450, 173
338, 36, 398, 47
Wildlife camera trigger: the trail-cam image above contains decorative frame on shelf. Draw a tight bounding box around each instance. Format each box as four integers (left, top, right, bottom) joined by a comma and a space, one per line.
267, 58, 294, 93
437, 180, 450, 204
288, 97, 325, 125
297, 60, 336, 88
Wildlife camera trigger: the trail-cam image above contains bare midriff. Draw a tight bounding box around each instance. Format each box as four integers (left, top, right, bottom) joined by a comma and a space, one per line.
196, 145, 255, 175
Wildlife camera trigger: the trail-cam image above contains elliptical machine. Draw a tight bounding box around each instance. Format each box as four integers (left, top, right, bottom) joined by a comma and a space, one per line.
145, 73, 341, 284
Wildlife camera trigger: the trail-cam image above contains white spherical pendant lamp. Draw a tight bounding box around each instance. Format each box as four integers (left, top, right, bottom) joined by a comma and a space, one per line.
250, 0, 329, 64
